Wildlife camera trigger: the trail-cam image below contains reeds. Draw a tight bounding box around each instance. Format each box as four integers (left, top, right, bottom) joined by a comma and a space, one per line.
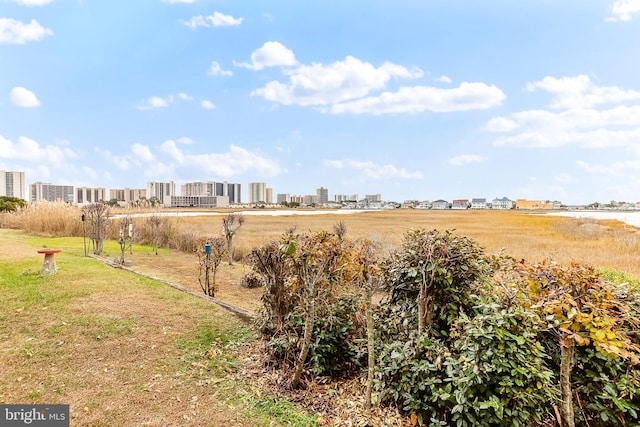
4, 204, 640, 277
4, 201, 84, 237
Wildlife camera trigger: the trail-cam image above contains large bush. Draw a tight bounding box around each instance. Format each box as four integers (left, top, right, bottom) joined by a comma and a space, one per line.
251, 226, 640, 426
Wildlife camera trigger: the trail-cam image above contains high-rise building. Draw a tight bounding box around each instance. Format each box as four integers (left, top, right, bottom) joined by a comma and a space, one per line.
76, 187, 107, 204
147, 181, 176, 206
109, 188, 146, 205
0, 170, 26, 199
316, 187, 329, 205
29, 182, 74, 203
248, 182, 266, 204
181, 181, 242, 204
334, 194, 358, 202
265, 187, 273, 204
277, 193, 290, 204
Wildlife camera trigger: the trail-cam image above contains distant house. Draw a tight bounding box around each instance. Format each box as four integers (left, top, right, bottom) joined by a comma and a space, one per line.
452, 199, 469, 210
471, 198, 487, 209
431, 199, 449, 210
516, 199, 555, 210
492, 197, 514, 210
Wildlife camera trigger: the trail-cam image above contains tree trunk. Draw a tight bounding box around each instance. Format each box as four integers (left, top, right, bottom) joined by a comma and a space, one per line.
418, 274, 427, 335
365, 287, 375, 409
291, 287, 315, 389
559, 338, 575, 427
227, 238, 234, 266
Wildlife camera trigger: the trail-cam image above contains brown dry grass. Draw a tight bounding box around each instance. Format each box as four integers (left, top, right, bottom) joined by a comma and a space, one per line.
146, 209, 640, 276
116, 209, 640, 316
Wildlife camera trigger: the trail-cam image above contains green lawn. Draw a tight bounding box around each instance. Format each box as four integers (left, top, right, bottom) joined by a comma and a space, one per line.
0, 229, 317, 426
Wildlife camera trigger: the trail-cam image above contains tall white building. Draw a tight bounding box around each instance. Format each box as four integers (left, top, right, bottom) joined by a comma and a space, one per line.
0, 170, 26, 199
316, 187, 329, 205
146, 181, 176, 206
248, 182, 266, 204
76, 187, 107, 205
29, 182, 74, 203
181, 181, 242, 204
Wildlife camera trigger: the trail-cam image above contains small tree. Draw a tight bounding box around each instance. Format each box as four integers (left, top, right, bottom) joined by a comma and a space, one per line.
246, 239, 294, 333
195, 236, 227, 297
82, 203, 110, 255
381, 228, 489, 337
350, 240, 380, 409
222, 212, 245, 265
281, 230, 344, 388
117, 215, 134, 264
517, 260, 640, 427
147, 214, 162, 255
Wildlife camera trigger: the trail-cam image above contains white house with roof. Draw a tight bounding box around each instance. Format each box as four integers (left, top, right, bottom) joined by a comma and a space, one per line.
492, 197, 514, 209
471, 198, 488, 209
431, 199, 449, 210
452, 199, 469, 209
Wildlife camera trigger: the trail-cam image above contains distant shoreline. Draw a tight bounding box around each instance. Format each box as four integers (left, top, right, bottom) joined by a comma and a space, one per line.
546, 210, 640, 228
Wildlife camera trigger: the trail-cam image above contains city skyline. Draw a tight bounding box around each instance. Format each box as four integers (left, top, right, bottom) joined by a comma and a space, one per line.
2, 2, 640, 205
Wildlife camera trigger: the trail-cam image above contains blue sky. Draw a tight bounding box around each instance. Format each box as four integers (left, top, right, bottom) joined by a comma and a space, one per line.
1, 0, 640, 204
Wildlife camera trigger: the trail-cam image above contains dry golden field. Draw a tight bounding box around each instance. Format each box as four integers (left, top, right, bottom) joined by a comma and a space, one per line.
118, 208, 640, 306
171, 209, 640, 277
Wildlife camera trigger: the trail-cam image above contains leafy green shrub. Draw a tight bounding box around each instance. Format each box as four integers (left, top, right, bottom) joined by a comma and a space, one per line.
568, 345, 640, 426
380, 228, 490, 338
376, 302, 557, 426
261, 293, 365, 378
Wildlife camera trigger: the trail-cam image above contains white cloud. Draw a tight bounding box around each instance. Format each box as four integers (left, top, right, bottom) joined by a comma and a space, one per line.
607, 0, 640, 21
252, 55, 424, 106
161, 140, 185, 164
435, 75, 452, 84
485, 116, 517, 132
104, 141, 280, 178
324, 159, 422, 180
329, 82, 505, 114
0, 135, 76, 166
449, 154, 488, 166
0, 18, 53, 44
175, 144, 282, 177
236, 41, 298, 71
201, 100, 215, 109
131, 143, 154, 163
10, 86, 41, 107
526, 75, 640, 109
577, 159, 640, 177
488, 104, 640, 150
97, 147, 130, 170
208, 61, 233, 76
136, 96, 171, 110
13, 0, 54, 5
97, 143, 157, 170
136, 93, 192, 110
182, 11, 242, 29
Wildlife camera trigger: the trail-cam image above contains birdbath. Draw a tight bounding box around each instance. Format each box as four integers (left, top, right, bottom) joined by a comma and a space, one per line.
37, 248, 62, 275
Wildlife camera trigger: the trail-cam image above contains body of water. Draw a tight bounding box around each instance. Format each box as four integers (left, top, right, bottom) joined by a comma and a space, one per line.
546, 211, 640, 228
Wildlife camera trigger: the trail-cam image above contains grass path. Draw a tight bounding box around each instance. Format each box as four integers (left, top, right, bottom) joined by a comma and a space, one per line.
0, 229, 316, 427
